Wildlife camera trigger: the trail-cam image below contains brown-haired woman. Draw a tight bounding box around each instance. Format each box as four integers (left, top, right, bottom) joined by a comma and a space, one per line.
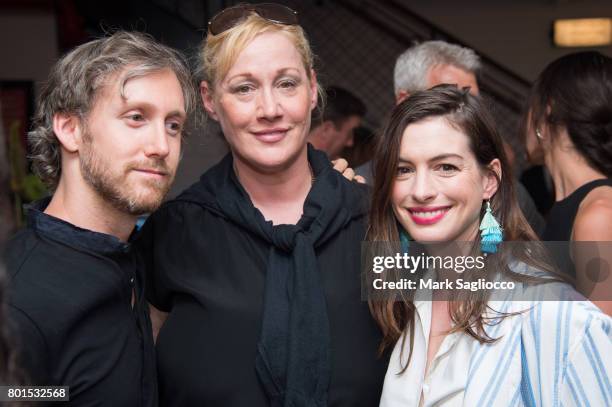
368, 85, 611, 406
524, 51, 612, 315
136, 4, 386, 406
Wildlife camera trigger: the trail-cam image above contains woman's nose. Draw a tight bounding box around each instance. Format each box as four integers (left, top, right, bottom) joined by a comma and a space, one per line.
411, 171, 437, 202
256, 88, 282, 120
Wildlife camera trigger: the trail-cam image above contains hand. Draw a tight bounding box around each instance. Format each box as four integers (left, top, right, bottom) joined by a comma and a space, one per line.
331, 158, 366, 184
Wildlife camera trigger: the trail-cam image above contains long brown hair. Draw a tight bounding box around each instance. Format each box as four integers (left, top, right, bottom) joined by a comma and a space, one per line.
367, 85, 552, 368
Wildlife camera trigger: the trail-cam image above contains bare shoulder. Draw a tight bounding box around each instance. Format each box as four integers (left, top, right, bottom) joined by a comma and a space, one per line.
573, 185, 612, 241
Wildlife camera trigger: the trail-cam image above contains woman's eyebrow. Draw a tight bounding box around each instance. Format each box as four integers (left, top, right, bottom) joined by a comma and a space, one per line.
398, 153, 464, 164
429, 153, 464, 162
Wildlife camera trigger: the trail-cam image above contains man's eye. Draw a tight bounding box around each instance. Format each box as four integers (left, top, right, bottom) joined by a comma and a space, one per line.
127, 113, 145, 122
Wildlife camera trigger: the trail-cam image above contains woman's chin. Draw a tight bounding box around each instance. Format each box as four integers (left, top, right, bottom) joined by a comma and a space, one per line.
404, 226, 452, 243
235, 145, 307, 172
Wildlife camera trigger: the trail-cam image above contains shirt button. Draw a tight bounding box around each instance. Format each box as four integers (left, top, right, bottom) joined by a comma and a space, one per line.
422, 383, 430, 393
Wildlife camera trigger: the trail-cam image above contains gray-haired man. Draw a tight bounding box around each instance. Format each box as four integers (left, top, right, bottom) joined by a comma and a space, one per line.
393, 40, 480, 102
4, 31, 196, 405
357, 40, 544, 235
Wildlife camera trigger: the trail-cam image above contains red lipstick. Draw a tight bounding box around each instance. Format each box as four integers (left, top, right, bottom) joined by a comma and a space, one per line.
408, 205, 451, 225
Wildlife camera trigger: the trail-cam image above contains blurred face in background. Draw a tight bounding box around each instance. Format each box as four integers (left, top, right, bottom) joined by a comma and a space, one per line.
202, 31, 318, 173
428, 64, 479, 96
396, 64, 480, 104
314, 115, 362, 159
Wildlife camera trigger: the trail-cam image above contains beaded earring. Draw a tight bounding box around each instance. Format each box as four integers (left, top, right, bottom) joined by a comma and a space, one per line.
399, 227, 410, 254
479, 200, 503, 254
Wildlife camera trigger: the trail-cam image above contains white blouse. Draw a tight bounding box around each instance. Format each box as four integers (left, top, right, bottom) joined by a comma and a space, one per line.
380, 284, 611, 406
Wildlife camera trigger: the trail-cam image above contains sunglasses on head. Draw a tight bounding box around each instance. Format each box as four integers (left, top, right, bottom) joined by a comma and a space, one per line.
208, 3, 299, 35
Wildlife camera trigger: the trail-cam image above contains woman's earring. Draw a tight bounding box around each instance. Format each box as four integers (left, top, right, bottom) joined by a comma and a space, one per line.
535, 129, 543, 139
479, 200, 503, 254
399, 227, 410, 254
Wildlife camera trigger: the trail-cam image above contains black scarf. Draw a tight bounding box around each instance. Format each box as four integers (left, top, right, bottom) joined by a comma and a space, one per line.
175, 145, 368, 407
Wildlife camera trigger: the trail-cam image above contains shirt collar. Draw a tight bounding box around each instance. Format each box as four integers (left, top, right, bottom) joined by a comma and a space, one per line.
27, 197, 132, 256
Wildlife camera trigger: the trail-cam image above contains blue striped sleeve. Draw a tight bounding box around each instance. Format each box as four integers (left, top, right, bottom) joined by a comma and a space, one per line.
561, 313, 612, 406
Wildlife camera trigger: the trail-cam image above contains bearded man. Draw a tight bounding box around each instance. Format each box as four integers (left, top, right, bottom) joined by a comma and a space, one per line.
4, 31, 196, 405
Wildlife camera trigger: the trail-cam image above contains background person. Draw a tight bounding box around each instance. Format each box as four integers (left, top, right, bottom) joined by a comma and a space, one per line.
357, 40, 544, 236
307, 85, 366, 160
368, 85, 611, 406
4, 31, 195, 405
523, 51, 612, 315
137, 4, 387, 406
392, 40, 479, 103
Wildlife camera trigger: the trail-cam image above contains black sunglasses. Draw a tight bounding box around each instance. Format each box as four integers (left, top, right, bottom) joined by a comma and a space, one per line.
208, 3, 299, 35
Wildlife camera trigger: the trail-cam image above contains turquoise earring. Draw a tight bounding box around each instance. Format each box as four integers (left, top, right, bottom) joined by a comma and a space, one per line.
399, 227, 410, 254
479, 200, 503, 254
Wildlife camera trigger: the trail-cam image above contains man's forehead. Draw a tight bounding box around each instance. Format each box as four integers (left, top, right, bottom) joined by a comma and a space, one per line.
93, 68, 185, 110
427, 63, 478, 93
92, 68, 140, 104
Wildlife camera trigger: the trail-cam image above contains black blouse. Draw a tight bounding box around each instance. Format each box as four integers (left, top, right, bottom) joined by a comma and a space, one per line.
542, 178, 612, 277
137, 166, 388, 406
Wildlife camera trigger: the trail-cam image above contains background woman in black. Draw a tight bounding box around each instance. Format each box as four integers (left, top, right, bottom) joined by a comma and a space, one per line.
138, 4, 387, 406
523, 51, 612, 314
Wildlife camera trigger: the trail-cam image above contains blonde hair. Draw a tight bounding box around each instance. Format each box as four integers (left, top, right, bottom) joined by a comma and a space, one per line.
200, 13, 316, 89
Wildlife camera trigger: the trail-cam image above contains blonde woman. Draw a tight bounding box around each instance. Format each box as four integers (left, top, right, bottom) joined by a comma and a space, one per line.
137, 4, 386, 406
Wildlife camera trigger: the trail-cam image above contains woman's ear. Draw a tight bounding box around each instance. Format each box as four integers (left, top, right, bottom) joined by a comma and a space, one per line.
482, 158, 502, 200
52, 113, 82, 153
309, 69, 318, 111
200, 81, 219, 121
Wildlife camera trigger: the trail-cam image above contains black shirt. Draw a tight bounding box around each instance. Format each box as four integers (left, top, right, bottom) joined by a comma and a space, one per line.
5, 199, 157, 406
137, 170, 388, 406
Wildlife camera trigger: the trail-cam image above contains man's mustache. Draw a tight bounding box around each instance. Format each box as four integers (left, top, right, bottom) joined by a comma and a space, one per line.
127, 159, 173, 176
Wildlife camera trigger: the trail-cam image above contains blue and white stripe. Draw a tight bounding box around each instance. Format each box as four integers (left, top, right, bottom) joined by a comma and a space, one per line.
380, 288, 612, 406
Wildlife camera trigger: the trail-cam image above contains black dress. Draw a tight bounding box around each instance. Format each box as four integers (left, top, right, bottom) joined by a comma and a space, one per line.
137, 150, 387, 406
542, 178, 612, 277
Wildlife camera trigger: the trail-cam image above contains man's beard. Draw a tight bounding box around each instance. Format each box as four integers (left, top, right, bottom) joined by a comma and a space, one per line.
80, 138, 174, 216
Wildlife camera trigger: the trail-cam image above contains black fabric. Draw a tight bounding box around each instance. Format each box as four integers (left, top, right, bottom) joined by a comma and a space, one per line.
520, 165, 555, 216
4, 199, 157, 406
542, 178, 612, 277
174, 146, 364, 407
514, 181, 545, 238
542, 178, 612, 241
137, 147, 387, 407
